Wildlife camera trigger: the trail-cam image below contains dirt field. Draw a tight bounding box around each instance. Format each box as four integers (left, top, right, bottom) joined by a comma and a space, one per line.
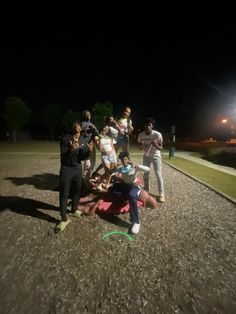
0, 155, 236, 314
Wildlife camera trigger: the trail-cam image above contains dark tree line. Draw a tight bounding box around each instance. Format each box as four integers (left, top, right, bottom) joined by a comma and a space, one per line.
2, 97, 114, 141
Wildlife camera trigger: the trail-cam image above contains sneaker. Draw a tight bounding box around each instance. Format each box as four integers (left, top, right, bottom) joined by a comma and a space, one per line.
55, 220, 71, 233
131, 223, 140, 234
159, 194, 165, 203
69, 210, 83, 218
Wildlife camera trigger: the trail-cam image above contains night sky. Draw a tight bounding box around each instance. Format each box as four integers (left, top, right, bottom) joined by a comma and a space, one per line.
1, 23, 236, 137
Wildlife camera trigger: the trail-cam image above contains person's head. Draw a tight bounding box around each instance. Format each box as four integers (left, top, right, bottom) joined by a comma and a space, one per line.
144, 117, 156, 135
118, 151, 130, 166
82, 110, 91, 122
122, 106, 131, 118
105, 116, 115, 126
100, 125, 109, 136
72, 120, 82, 135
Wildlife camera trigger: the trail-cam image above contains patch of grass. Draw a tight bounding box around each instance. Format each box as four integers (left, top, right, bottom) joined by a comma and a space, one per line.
0, 140, 60, 153
163, 155, 236, 199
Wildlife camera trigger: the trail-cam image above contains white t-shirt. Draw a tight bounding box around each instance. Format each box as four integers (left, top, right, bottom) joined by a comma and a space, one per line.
100, 136, 113, 153
117, 117, 132, 136
138, 130, 163, 158
117, 164, 150, 184
108, 126, 119, 144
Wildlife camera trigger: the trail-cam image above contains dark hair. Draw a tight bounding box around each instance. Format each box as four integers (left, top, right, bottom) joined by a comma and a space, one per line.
72, 120, 81, 127
118, 151, 130, 161
123, 106, 131, 112
70, 120, 81, 134
82, 110, 91, 122
144, 117, 156, 128
100, 124, 109, 133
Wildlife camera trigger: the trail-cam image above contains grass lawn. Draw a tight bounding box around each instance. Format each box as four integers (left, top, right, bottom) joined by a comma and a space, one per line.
0, 140, 60, 153
163, 155, 236, 200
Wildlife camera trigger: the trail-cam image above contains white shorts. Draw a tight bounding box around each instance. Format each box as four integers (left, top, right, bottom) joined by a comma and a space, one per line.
101, 151, 117, 164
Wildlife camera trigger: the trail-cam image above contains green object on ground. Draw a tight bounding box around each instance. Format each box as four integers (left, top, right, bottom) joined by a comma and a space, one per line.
102, 231, 134, 241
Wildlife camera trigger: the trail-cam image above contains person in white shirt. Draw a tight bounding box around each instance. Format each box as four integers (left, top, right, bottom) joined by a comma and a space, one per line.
105, 116, 119, 145
137, 117, 165, 203
109, 152, 150, 234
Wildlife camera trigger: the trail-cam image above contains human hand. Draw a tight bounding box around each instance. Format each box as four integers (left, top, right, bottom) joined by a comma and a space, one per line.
70, 139, 79, 150
87, 142, 94, 152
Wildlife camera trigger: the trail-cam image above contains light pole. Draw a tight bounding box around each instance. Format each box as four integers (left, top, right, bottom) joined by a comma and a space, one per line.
169, 125, 176, 158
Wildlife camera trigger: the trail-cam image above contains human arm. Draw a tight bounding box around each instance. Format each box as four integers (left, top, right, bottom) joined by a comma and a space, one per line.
137, 133, 143, 150
110, 138, 116, 153
77, 142, 93, 161
127, 121, 133, 135
132, 164, 150, 172
116, 119, 125, 135
150, 136, 163, 150
60, 135, 70, 153
137, 165, 150, 172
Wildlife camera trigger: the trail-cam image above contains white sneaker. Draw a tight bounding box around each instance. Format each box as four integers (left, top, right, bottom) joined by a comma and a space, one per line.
159, 194, 166, 203
131, 223, 140, 234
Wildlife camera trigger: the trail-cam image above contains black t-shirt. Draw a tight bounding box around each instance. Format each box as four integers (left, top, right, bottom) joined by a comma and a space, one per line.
60, 134, 90, 167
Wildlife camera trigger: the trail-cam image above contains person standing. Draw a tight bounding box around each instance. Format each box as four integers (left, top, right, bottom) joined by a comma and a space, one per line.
116, 106, 133, 154
137, 117, 165, 203
55, 120, 93, 233
96, 124, 117, 191
81, 110, 99, 178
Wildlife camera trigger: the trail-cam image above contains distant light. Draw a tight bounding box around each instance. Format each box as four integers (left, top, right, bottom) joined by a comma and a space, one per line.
222, 119, 228, 124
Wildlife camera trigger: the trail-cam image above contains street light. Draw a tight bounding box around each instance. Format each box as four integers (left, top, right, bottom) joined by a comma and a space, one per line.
220, 117, 236, 140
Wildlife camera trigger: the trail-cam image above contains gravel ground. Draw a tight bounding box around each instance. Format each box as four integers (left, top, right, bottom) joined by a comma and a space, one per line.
0, 155, 236, 314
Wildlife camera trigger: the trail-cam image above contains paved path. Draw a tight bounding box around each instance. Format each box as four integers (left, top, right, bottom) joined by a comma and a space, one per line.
163, 150, 236, 176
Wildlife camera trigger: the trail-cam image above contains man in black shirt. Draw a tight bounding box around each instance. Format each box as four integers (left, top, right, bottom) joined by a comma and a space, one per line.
55, 120, 93, 233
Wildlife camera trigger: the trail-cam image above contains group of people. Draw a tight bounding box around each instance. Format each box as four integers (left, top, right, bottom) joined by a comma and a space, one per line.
55, 106, 165, 235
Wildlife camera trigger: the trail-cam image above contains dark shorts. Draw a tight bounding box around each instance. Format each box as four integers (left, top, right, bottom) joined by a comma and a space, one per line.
116, 135, 129, 147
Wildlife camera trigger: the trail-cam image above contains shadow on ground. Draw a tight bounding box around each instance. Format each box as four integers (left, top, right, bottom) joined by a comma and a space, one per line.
0, 196, 59, 223
5, 173, 59, 191
97, 212, 131, 229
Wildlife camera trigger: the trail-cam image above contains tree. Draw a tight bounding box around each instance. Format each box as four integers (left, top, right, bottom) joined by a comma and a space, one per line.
62, 110, 81, 133
43, 104, 64, 140
92, 102, 113, 130
4, 97, 31, 142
